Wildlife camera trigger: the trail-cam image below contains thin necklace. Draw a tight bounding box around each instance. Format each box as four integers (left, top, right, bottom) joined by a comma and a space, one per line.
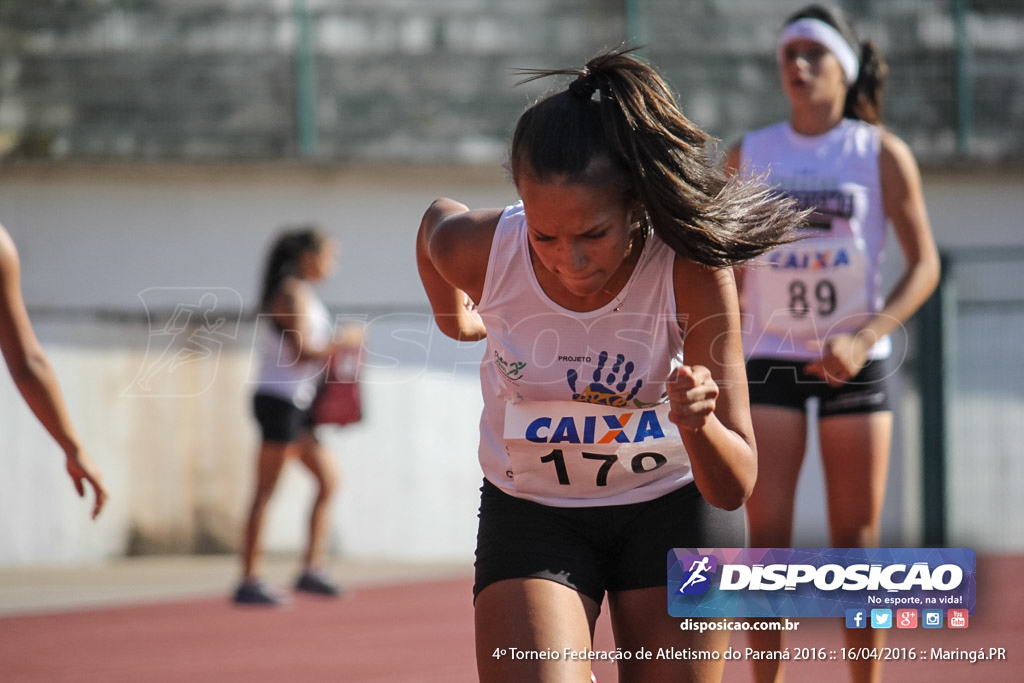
604, 288, 627, 312
603, 226, 648, 312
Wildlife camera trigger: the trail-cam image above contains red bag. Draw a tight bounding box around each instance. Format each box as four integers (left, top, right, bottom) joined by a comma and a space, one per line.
312, 346, 362, 426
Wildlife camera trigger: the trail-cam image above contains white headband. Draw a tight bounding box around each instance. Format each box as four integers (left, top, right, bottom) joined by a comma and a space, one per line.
777, 17, 860, 86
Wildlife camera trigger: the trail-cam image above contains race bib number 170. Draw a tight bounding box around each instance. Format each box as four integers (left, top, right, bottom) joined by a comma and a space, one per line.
503, 400, 690, 499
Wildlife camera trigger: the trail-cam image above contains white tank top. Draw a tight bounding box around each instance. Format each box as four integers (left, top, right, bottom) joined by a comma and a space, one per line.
475, 201, 694, 507
739, 119, 891, 361
255, 281, 333, 409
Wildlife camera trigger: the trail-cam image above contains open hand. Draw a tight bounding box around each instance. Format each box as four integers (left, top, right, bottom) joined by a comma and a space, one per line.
66, 451, 108, 520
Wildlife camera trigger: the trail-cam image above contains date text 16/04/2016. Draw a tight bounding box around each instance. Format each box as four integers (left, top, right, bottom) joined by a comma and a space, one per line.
720, 646, 1008, 663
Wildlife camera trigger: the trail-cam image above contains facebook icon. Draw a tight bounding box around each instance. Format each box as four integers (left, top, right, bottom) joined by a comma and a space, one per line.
845, 609, 867, 629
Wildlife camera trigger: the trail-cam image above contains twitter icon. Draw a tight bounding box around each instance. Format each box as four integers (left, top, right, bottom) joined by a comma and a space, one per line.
870, 609, 892, 629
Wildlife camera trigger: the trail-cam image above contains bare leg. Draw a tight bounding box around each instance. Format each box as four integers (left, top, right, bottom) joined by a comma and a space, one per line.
296, 432, 339, 571
475, 578, 600, 683
820, 411, 893, 683
744, 406, 808, 683
241, 441, 292, 580
610, 586, 730, 683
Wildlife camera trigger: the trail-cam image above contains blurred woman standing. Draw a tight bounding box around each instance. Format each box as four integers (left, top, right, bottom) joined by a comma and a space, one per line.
234, 226, 349, 606
725, 6, 940, 682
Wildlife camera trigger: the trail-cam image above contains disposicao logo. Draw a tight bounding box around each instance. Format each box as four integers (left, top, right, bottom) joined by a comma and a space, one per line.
717, 560, 962, 592
676, 555, 718, 596
667, 548, 976, 619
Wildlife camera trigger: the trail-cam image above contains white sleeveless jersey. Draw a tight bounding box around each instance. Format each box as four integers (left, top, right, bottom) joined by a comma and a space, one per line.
255, 282, 333, 409
739, 119, 891, 360
475, 201, 693, 507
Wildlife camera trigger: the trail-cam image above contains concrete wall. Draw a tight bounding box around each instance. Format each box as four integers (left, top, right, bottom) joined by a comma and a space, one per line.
1, 163, 517, 312
0, 162, 516, 567
5, 1, 1024, 164
0, 162, 1020, 566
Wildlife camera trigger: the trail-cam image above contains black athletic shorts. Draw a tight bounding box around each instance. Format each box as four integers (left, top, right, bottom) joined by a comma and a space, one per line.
745, 357, 893, 417
252, 393, 314, 443
473, 479, 746, 605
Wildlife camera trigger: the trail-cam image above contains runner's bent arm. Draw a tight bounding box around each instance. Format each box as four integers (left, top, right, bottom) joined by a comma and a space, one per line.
874, 131, 940, 337
668, 257, 757, 511
416, 199, 500, 341
806, 132, 940, 384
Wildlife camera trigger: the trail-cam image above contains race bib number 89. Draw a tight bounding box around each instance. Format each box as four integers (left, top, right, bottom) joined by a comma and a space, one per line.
756, 236, 869, 343
503, 400, 690, 499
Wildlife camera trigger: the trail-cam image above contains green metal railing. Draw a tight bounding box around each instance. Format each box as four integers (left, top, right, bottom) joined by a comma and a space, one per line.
293, 0, 318, 156
917, 255, 955, 546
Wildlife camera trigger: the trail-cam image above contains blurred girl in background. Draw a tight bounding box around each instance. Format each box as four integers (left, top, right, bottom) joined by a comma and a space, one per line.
235, 227, 349, 606
725, 5, 940, 682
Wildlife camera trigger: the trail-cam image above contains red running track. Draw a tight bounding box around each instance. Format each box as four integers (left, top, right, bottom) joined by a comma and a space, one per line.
1, 556, 1020, 682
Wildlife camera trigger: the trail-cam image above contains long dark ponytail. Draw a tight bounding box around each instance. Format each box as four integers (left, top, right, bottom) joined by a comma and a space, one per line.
258, 226, 326, 312
510, 48, 802, 268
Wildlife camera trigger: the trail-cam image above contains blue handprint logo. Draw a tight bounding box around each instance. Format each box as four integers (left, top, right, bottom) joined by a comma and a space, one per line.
567, 351, 643, 407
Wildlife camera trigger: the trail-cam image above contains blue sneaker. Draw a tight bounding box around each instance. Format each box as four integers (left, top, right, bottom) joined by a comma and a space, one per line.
295, 568, 342, 597
233, 579, 288, 606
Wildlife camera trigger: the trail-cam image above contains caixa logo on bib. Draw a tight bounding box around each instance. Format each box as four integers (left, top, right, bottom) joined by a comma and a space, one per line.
667, 548, 976, 619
